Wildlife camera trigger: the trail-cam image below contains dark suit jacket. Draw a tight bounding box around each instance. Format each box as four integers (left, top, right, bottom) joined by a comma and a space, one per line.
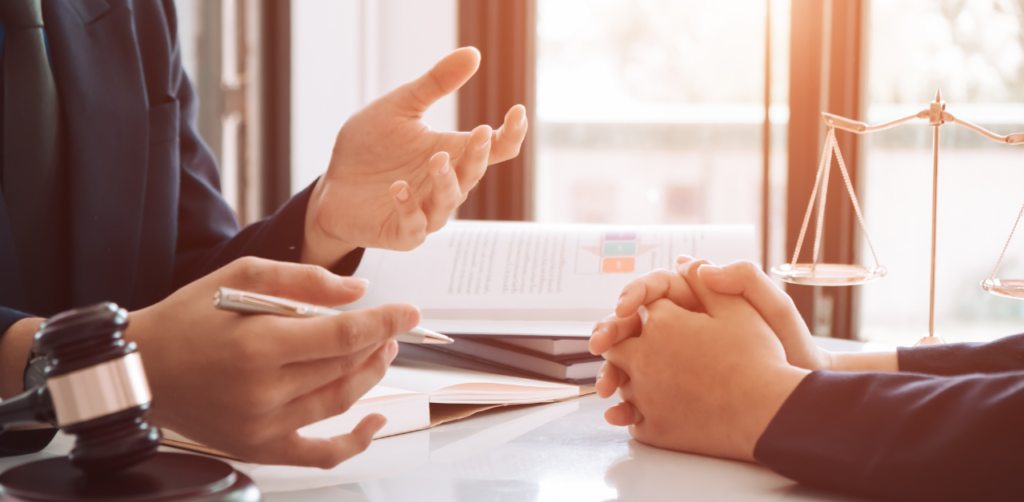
0, 0, 314, 333
0, 0, 367, 454
755, 334, 1024, 501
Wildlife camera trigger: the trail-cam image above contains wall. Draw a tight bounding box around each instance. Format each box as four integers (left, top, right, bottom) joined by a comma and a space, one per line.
291, 0, 459, 193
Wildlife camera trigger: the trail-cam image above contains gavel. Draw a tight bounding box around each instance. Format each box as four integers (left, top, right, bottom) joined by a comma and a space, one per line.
0, 303, 258, 502
0, 303, 159, 473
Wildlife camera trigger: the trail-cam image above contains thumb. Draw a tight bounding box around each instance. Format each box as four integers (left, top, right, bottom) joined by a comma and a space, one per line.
698, 260, 812, 346
387, 47, 480, 114
220, 257, 369, 307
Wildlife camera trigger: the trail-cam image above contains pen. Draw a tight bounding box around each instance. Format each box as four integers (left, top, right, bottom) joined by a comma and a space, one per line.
212, 287, 454, 345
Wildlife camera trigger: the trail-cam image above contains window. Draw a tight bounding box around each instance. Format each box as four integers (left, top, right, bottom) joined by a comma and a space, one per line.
174, 0, 290, 224
533, 0, 791, 270
858, 0, 1024, 344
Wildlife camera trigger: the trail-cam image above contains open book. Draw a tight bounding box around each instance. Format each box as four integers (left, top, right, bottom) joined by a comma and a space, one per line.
161, 360, 590, 457
345, 221, 754, 337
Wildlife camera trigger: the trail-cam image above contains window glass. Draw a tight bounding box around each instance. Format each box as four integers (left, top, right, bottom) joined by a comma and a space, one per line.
534, 0, 791, 269
860, 0, 1024, 344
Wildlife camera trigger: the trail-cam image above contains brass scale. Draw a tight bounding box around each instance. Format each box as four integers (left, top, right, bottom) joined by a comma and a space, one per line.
772, 90, 1024, 345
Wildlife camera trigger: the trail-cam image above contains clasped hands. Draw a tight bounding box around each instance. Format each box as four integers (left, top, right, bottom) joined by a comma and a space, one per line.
589, 257, 827, 462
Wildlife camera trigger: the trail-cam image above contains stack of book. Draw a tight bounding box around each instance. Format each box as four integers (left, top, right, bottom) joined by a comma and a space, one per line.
344, 221, 755, 385
400, 336, 602, 384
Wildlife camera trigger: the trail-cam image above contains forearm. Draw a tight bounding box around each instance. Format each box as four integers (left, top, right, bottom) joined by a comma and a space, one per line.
755, 370, 1024, 501
828, 350, 899, 372
0, 318, 42, 399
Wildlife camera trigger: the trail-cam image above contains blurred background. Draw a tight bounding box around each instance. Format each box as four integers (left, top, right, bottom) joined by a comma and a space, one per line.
172, 0, 1024, 346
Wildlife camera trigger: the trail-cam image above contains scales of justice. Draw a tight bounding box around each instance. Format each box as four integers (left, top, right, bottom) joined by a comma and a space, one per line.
771, 89, 1024, 346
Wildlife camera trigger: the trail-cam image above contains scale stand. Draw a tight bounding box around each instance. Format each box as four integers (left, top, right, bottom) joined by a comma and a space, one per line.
773, 89, 1024, 345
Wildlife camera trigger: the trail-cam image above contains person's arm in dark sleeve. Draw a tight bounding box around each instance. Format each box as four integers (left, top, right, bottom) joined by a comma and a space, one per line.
163, 12, 359, 288
897, 333, 1024, 376
0, 308, 29, 341
754, 370, 1024, 502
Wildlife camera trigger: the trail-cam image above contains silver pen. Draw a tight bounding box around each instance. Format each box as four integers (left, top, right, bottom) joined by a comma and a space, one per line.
213, 287, 453, 345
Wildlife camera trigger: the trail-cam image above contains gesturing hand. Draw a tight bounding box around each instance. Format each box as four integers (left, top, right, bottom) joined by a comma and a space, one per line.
303, 47, 529, 267
599, 260, 809, 461
128, 257, 420, 468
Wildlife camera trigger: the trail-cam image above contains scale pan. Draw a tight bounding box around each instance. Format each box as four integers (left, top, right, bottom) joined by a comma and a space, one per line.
982, 279, 1024, 299
771, 263, 887, 286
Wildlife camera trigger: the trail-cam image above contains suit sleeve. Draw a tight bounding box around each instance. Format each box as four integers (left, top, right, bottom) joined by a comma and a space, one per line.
754, 370, 1024, 501
0, 307, 29, 342
896, 333, 1024, 376
163, 6, 359, 287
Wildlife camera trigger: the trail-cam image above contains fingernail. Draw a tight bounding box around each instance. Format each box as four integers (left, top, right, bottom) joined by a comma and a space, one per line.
675, 262, 687, 274
387, 340, 399, 360
676, 254, 694, 263
597, 371, 605, 382
617, 293, 626, 306
475, 137, 490, 150
438, 160, 451, 176
637, 305, 648, 324
518, 111, 527, 127
396, 187, 410, 202
343, 277, 369, 290
698, 264, 723, 278
591, 323, 605, 338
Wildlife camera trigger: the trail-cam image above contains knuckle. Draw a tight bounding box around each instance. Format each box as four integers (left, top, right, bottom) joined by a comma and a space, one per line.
233, 256, 266, 281
333, 321, 360, 354
300, 263, 331, 287
332, 356, 360, 376
737, 260, 760, 277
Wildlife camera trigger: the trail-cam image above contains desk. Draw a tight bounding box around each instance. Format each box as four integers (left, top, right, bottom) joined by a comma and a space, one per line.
0, 338, 883, 502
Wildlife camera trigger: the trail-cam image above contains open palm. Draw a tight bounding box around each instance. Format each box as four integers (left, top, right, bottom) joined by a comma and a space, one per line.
303, 48, 528, 266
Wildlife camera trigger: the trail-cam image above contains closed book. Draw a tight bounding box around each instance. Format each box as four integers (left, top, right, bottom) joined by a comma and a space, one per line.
399, 337, 603, 384
497, 337, 592, 356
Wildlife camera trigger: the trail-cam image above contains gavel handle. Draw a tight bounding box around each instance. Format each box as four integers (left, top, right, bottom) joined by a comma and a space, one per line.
0, 386, 56, 434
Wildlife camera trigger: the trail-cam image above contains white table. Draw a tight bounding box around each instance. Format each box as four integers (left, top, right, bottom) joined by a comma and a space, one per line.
0, 338, 885, 501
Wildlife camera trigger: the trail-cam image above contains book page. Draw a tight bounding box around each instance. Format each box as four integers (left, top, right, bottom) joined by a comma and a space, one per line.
381, 359, 579, 404
346, 221, 754, 336
298, 386, 429, 439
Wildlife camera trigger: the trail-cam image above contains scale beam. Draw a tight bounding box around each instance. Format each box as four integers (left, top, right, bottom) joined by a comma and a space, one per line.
778, 90, 1024, 346
821, 110, 1024, 145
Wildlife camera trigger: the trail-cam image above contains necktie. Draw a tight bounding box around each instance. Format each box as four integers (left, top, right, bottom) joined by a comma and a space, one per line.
0, 0, 70, 316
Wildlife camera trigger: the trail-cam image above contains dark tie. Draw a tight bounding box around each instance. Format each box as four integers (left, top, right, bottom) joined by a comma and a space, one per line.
0, 0, 70, 316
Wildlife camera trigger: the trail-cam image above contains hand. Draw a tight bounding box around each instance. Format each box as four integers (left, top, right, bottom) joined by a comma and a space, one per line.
0, 317, 44, 399
303, 47, 529, 266
689, 258, 895, 373
127, 257, 420, 468
593, 255, 830, 371
600, 260, 810, 461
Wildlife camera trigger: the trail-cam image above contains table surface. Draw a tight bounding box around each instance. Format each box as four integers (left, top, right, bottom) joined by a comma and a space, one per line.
0, 338, 886, 502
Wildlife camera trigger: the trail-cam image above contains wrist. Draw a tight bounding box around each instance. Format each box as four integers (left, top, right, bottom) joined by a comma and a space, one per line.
302, 177, 358, 268
829, 350, 899, 372
0, 317, 44, 398
741, 364, 810, 461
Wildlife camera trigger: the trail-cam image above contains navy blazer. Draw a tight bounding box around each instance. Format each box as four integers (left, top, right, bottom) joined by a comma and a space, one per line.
755, 335, 1024, 501
0, 0, 315, 334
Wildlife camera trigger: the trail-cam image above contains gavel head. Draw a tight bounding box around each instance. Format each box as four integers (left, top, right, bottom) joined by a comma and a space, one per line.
34, 302, 160, 474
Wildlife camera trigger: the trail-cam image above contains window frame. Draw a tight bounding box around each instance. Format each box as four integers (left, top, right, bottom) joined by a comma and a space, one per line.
457, 0, 868, 338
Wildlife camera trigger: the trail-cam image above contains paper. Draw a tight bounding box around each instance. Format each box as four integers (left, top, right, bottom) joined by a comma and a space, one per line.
347, 221, 754, 336
381, 359, 579, 404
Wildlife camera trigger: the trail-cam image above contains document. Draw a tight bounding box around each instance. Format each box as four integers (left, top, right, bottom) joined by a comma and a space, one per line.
161, 360, 586, 456
346, 221, 755, 336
